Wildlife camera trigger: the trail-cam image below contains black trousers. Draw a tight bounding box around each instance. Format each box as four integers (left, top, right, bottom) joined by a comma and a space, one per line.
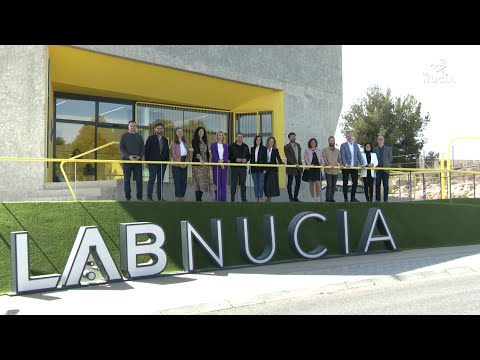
287, 172, 302, 200
123, 163, 143, 200
172, 165, 187, 197
375, 170, 390, 201
363, 176, 374, 202
147, 164, 167, 200
230, 167, 247, 201
325, 174, 338, 201
342, 168, 359, 200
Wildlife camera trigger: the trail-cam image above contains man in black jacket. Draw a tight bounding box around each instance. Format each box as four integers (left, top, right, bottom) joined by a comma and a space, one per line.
229, 132, 251, 202
145, 123, 169, 201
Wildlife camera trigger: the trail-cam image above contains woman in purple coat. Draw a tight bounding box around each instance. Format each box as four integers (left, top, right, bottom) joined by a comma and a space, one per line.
211, 131, 229, 202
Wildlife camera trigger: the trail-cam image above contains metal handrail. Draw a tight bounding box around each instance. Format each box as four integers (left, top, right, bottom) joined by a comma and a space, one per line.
2, 155, 480, 202
59, 141, 119, 201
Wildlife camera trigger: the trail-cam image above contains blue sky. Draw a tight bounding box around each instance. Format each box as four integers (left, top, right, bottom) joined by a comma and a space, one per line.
336, 45, 480, 160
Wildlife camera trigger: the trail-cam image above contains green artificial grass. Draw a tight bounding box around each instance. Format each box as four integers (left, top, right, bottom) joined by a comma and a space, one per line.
0, 199, 479, 294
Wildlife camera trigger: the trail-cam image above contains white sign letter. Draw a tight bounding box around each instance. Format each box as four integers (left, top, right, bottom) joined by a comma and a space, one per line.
120, 222, 167, 278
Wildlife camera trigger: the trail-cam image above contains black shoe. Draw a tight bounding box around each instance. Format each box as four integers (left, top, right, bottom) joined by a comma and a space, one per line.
293, 198, 301, 202
350, 198, 360, 202
242, 199, 248, 202
344, 198, 349, 203
147, 197, 154, 201
126, 197, 131, 201
331, 199, 336, 202
325, 199, 330, 202
158, 198, 166, 201
137, 198, 143, 201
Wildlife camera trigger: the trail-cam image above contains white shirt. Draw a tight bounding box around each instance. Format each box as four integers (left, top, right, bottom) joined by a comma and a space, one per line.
291, 143, 298, 163
348, 142, 355, 166
267, 148, 272, 162
217, 143, 224, 160
255, 146, 260, 162
180, 141, 187, 156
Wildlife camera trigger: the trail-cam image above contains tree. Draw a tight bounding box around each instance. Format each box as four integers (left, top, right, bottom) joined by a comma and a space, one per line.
341, 86, 431, 168
55, 136, 66, 146
425, 151, 440, 168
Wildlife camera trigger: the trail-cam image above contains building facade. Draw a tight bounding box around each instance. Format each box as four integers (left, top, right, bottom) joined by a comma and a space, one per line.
0, 45, 342, 201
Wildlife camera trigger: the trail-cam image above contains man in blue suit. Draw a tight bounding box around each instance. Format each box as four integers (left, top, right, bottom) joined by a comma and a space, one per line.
340, 131, 366, 202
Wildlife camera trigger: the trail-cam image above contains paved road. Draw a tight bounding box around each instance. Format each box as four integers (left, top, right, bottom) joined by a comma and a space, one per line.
204, 271, 480, 315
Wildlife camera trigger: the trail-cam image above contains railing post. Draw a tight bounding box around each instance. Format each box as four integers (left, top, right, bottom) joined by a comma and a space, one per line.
408, 171, 412, 201
413, 172, 417, 200
319, 167, 323, 203
474, 174, 476, 199
74, 160, 77, 199
399, 176, 402, 198
422, 173, 426, 201
449, 170, 452, 205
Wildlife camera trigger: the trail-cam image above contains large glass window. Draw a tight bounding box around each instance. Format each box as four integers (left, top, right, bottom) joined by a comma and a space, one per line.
97, 127, 126, 180
99, 102, 133, 125
136, 103, 232, 183
54, 122, 95, 182
54, 94, 134, 182
53, 96, 272, 184
56, 98, 95, 122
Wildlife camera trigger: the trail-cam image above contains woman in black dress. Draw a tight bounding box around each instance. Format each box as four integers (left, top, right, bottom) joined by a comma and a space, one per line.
304, 138, 325, 202
264, 136, 284, 202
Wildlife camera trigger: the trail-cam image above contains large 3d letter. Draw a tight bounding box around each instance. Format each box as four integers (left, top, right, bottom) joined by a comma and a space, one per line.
356, 208, 398, 253
60, 226, 122, 287
237, 215, 276, 264
181, 219, 223, 271
288, 212, 327, 259
337, 210, 350, 255
10, 231, 61, 294
120, 222, 167, 278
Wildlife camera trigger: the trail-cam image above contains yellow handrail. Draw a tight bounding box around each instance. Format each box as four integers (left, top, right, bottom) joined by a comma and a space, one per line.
2, 155, 479, 201
59, 141, 119, 201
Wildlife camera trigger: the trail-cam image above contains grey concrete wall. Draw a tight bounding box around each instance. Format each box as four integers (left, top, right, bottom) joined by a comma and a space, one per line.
0, 45, 47, 201
74, 45, 342, 150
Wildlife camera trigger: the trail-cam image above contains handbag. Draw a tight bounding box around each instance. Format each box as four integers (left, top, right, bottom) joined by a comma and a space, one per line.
302, 169, 310, 182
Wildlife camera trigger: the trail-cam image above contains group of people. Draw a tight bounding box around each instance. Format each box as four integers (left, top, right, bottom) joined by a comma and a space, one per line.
118, 121, 393, 203
339, 132, 393, 202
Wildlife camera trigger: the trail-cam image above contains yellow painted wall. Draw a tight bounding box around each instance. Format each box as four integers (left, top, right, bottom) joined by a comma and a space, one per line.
49, 45, 276, 111
232, 91, 286, 187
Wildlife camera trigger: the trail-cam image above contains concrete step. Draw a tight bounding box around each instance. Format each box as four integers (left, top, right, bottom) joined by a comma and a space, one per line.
44, 180, 119, 190
31, 188, 102, 198
27, 196, 90, 201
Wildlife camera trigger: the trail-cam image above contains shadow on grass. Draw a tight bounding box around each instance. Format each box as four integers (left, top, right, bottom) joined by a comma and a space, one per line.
77, 202, 120, 251
1, 203, 60, 273
0, 233, 9, 250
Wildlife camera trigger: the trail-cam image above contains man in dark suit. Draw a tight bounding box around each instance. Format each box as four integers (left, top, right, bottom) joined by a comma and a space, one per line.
340, 131, 365, 202
284, 132, 303, 202
373, 135, 394, 202
145, 123, 169, 201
